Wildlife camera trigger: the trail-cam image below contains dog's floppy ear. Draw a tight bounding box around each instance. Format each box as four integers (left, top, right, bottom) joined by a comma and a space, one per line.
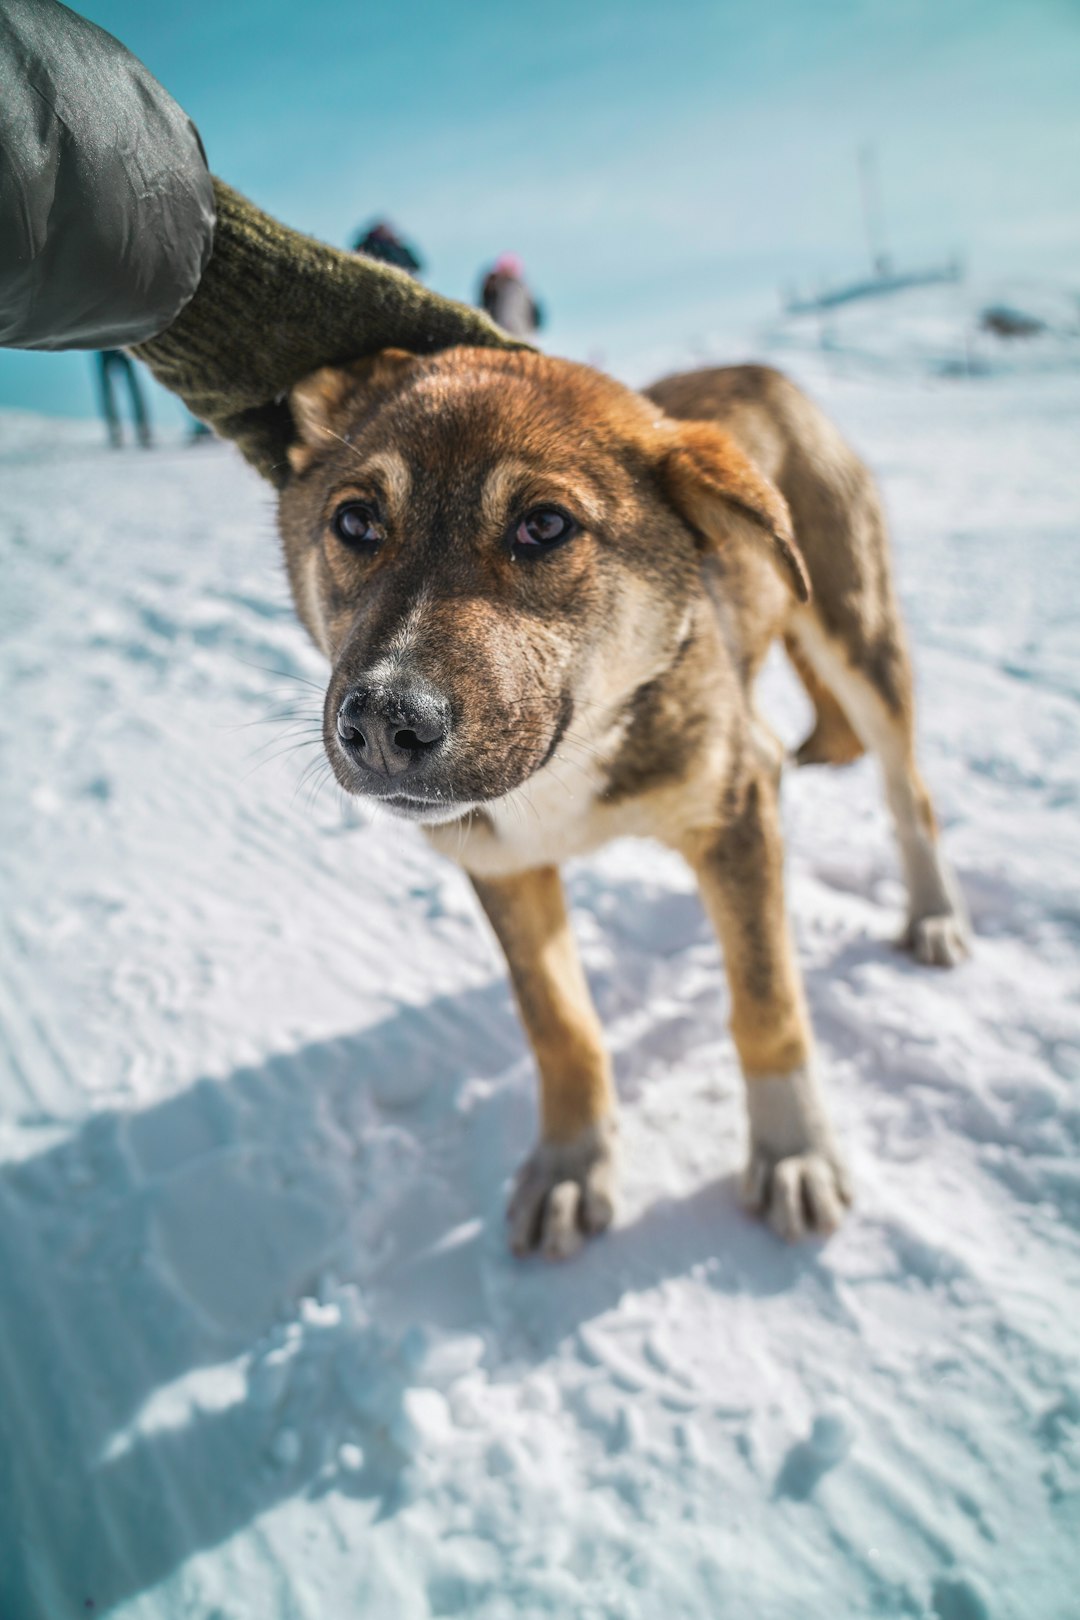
661, 419, 810, 603
287, 349, 415, 474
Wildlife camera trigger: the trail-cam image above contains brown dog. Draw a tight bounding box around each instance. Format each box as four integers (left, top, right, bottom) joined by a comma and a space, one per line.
277, 348, 970, 1259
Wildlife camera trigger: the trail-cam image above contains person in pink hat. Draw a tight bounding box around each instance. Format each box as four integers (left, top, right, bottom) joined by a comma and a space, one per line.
478, 253, 544, 338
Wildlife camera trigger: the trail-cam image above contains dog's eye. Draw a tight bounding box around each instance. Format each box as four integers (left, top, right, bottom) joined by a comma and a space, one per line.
332, 501, 383, 551
512, 506, 577, 557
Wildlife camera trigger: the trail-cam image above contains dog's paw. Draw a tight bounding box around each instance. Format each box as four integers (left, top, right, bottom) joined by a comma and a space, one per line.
743, 1146, 852, 1240
744, 1065, 851, 1242
507, 1120, 617, 1260
903, 911, 972, 968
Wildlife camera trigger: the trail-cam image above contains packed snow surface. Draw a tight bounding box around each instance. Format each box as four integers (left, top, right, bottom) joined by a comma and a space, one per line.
1, 321, 1079, 1618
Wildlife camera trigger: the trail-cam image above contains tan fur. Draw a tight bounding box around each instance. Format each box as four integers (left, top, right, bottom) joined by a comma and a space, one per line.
661, 418, 811, 602
480, 459, 609, 535
681, 779, 813, 1082
783, 632, 865, 766
274, 348, 969, 1254
471, 867, 614, 1142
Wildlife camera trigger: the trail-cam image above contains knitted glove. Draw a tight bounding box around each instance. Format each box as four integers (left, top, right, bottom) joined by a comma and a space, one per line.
133, 179, 523, 484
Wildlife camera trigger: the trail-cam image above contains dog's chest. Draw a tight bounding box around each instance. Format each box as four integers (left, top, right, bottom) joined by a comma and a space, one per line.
474, 731, 621, 869
435, 717, 728, 879
425, 708, 628, 876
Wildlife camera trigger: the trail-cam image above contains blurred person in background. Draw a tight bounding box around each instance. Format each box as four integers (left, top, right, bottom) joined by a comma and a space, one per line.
478, 253, 544, 339
94, 348, 153, 449
352, 219, 425, 278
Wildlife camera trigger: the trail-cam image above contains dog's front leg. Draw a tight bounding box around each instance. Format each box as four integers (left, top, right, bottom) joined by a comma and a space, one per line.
683, 777, 852, 1240
471, 865, 616, 1259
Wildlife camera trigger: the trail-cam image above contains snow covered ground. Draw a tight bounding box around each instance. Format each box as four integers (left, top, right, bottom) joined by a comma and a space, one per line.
764, 276, 1080, 384
1, 315, 1079, 1619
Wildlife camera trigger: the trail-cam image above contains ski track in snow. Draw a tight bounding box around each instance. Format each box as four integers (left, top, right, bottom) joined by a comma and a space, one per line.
1, 349, 1078, 1619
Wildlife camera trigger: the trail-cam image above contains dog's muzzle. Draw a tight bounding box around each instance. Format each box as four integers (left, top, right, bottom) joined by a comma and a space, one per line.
335, 679, 451, 786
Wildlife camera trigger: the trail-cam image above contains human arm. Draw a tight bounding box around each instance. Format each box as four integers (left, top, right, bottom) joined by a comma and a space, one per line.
0, 0, 213, 349
0, 0, 520, 482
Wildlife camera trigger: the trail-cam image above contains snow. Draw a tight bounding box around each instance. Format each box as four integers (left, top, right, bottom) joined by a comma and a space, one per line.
764, 276, 1080, 382
1, 303, 1079, 1618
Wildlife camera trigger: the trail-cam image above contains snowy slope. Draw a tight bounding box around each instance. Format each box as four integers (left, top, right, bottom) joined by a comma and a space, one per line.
1, 349, 1079, 1620
763, 276, 1080, 383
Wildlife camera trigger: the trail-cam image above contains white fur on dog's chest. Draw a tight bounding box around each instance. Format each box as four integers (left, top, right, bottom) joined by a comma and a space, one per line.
431, 603, 706, 878
487, 748, 613, 858
451, 724, 624, 875
435, 718, 732, 880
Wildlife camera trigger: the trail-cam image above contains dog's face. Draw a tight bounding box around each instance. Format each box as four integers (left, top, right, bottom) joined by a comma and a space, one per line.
277, 349, 805, 823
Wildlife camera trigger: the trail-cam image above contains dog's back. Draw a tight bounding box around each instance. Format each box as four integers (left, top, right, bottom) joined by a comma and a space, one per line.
649, 362, 966, 966
647, 364, 896, 689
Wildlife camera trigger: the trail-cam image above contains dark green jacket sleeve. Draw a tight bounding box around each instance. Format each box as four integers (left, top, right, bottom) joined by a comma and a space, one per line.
0, 0, 215, 349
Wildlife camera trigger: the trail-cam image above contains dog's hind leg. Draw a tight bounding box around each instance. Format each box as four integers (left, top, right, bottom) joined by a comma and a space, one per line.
783, 632, 865, 767
471, 865, 617, 1260
787, 609, 970, 966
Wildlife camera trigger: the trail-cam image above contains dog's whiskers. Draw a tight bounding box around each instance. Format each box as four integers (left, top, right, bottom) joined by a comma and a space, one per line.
240, 736, 322, 782
228, 655, 326, 693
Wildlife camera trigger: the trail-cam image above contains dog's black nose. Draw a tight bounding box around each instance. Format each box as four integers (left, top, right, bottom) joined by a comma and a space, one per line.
336, 682, 451, 779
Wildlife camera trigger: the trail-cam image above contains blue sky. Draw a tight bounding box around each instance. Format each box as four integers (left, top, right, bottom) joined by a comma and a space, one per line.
2, 0, 1078, 420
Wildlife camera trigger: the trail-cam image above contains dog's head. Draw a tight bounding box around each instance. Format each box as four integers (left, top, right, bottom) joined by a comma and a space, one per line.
277, 348, 806, 823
